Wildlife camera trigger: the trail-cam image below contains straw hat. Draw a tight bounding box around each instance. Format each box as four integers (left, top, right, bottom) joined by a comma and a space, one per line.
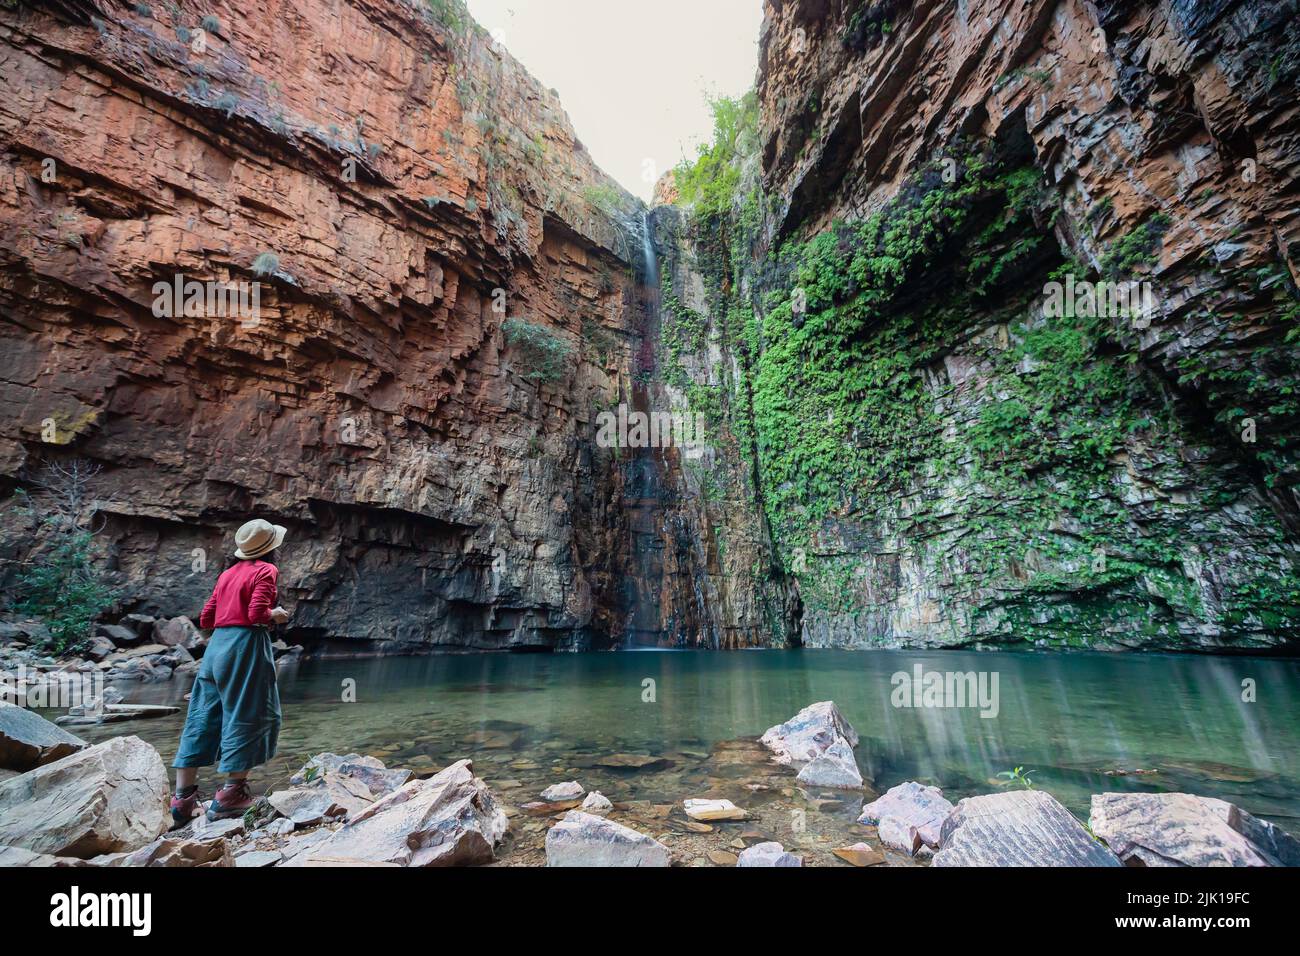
234, 519, 287, 560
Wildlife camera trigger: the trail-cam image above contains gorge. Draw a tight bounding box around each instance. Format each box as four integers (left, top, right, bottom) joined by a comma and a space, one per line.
1, 0, 1299, 878
1, 0, 1298, 658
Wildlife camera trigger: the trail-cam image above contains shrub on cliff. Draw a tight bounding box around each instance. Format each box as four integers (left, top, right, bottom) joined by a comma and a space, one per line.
502, 318, 572, 384
674, 92, 759, 224
12, 529, 115, 655
7, 460, 117, 655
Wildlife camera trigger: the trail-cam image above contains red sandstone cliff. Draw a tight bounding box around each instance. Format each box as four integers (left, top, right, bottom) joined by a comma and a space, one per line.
0, 0, 720, 648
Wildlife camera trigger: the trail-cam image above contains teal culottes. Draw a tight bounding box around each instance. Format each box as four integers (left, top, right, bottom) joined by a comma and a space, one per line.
173, 626, 281, 774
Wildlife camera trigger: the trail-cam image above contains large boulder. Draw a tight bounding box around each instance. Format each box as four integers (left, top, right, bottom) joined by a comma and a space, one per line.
933, 790, 1121, 867
0, 735, 169, 858
303, 759, 507, 867
0, 702, 87, 771
761, 701, 863, 789
1089, 792, 1300, 867
859, 781, 954, 851
760, 701, 859, 766
795, 738, 864, 789
153, 616, 201, 648
545, 811, 670, 867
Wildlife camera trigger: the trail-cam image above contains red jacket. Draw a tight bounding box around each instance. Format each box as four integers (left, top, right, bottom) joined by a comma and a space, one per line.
199, 560, 278, 629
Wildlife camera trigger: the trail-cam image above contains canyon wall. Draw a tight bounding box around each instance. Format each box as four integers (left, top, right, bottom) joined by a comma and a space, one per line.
0, 0, 723, 649
661, 0, 1300, 650
4, 0, 1297, 654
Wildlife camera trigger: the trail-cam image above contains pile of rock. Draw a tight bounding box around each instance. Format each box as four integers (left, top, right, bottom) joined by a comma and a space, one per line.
851, 779, 1300, 867
0, 709, 510, 869
1, 614, 304, 705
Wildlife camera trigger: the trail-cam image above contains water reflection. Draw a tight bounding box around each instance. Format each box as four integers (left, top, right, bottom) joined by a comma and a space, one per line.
68, 649, 1300, 825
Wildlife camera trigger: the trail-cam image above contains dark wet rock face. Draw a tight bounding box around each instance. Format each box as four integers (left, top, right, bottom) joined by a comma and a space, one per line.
2, 2, 1297, 656
652, 0, 1300, 650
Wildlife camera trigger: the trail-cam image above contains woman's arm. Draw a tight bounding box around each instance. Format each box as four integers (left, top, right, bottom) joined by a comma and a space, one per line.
247, 565, 279, 625
198, 589, 218, 630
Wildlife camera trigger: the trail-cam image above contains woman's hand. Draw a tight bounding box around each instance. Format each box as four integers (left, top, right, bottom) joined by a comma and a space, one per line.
270, 606, 291, 624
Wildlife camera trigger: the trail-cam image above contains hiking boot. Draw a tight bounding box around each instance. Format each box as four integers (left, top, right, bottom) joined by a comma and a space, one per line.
206, 780, 254, 821
170, 787, 203, 828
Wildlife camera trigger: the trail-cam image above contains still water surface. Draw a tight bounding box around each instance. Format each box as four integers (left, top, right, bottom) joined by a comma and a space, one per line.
70, 648, 1300, 837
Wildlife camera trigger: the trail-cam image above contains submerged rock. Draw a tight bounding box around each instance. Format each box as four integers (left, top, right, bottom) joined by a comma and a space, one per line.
683, 798, 749, 822
0, 702, 87, 771
859, 781, 953, 850
736, 842, 802, 867
303, 759, 507, 867
545, 811, 670, 867
589, 753, 674, 771
0, 735, 169, 858
1089, 792, 1300, 867
933, 791, 1121, 867
540, 780, 585, 801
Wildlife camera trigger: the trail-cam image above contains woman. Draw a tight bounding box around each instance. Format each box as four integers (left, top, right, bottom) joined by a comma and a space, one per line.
170, 518, 292, 825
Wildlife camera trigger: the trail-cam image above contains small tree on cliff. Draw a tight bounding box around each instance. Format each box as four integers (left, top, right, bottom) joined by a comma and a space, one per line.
9, 459, 116, 655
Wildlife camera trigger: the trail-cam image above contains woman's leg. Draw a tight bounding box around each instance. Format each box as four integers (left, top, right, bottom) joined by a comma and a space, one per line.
170, 659, 223, 824
207, 627, 280, 819
172, 663, 223, 779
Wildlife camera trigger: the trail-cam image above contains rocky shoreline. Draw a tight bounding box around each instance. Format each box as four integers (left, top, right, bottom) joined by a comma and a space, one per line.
0, 613, 302, 711
1, 700, 1294, 868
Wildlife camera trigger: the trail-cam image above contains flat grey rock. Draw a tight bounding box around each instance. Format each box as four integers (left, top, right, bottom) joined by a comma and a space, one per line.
546, 811, 669, 867
0, 702, 87, 771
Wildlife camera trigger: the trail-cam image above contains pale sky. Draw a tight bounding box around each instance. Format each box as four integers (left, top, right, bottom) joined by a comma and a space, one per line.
464, 0, 764, 201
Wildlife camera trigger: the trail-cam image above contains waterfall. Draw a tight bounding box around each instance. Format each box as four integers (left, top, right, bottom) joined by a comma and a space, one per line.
641, 211, 658, 288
